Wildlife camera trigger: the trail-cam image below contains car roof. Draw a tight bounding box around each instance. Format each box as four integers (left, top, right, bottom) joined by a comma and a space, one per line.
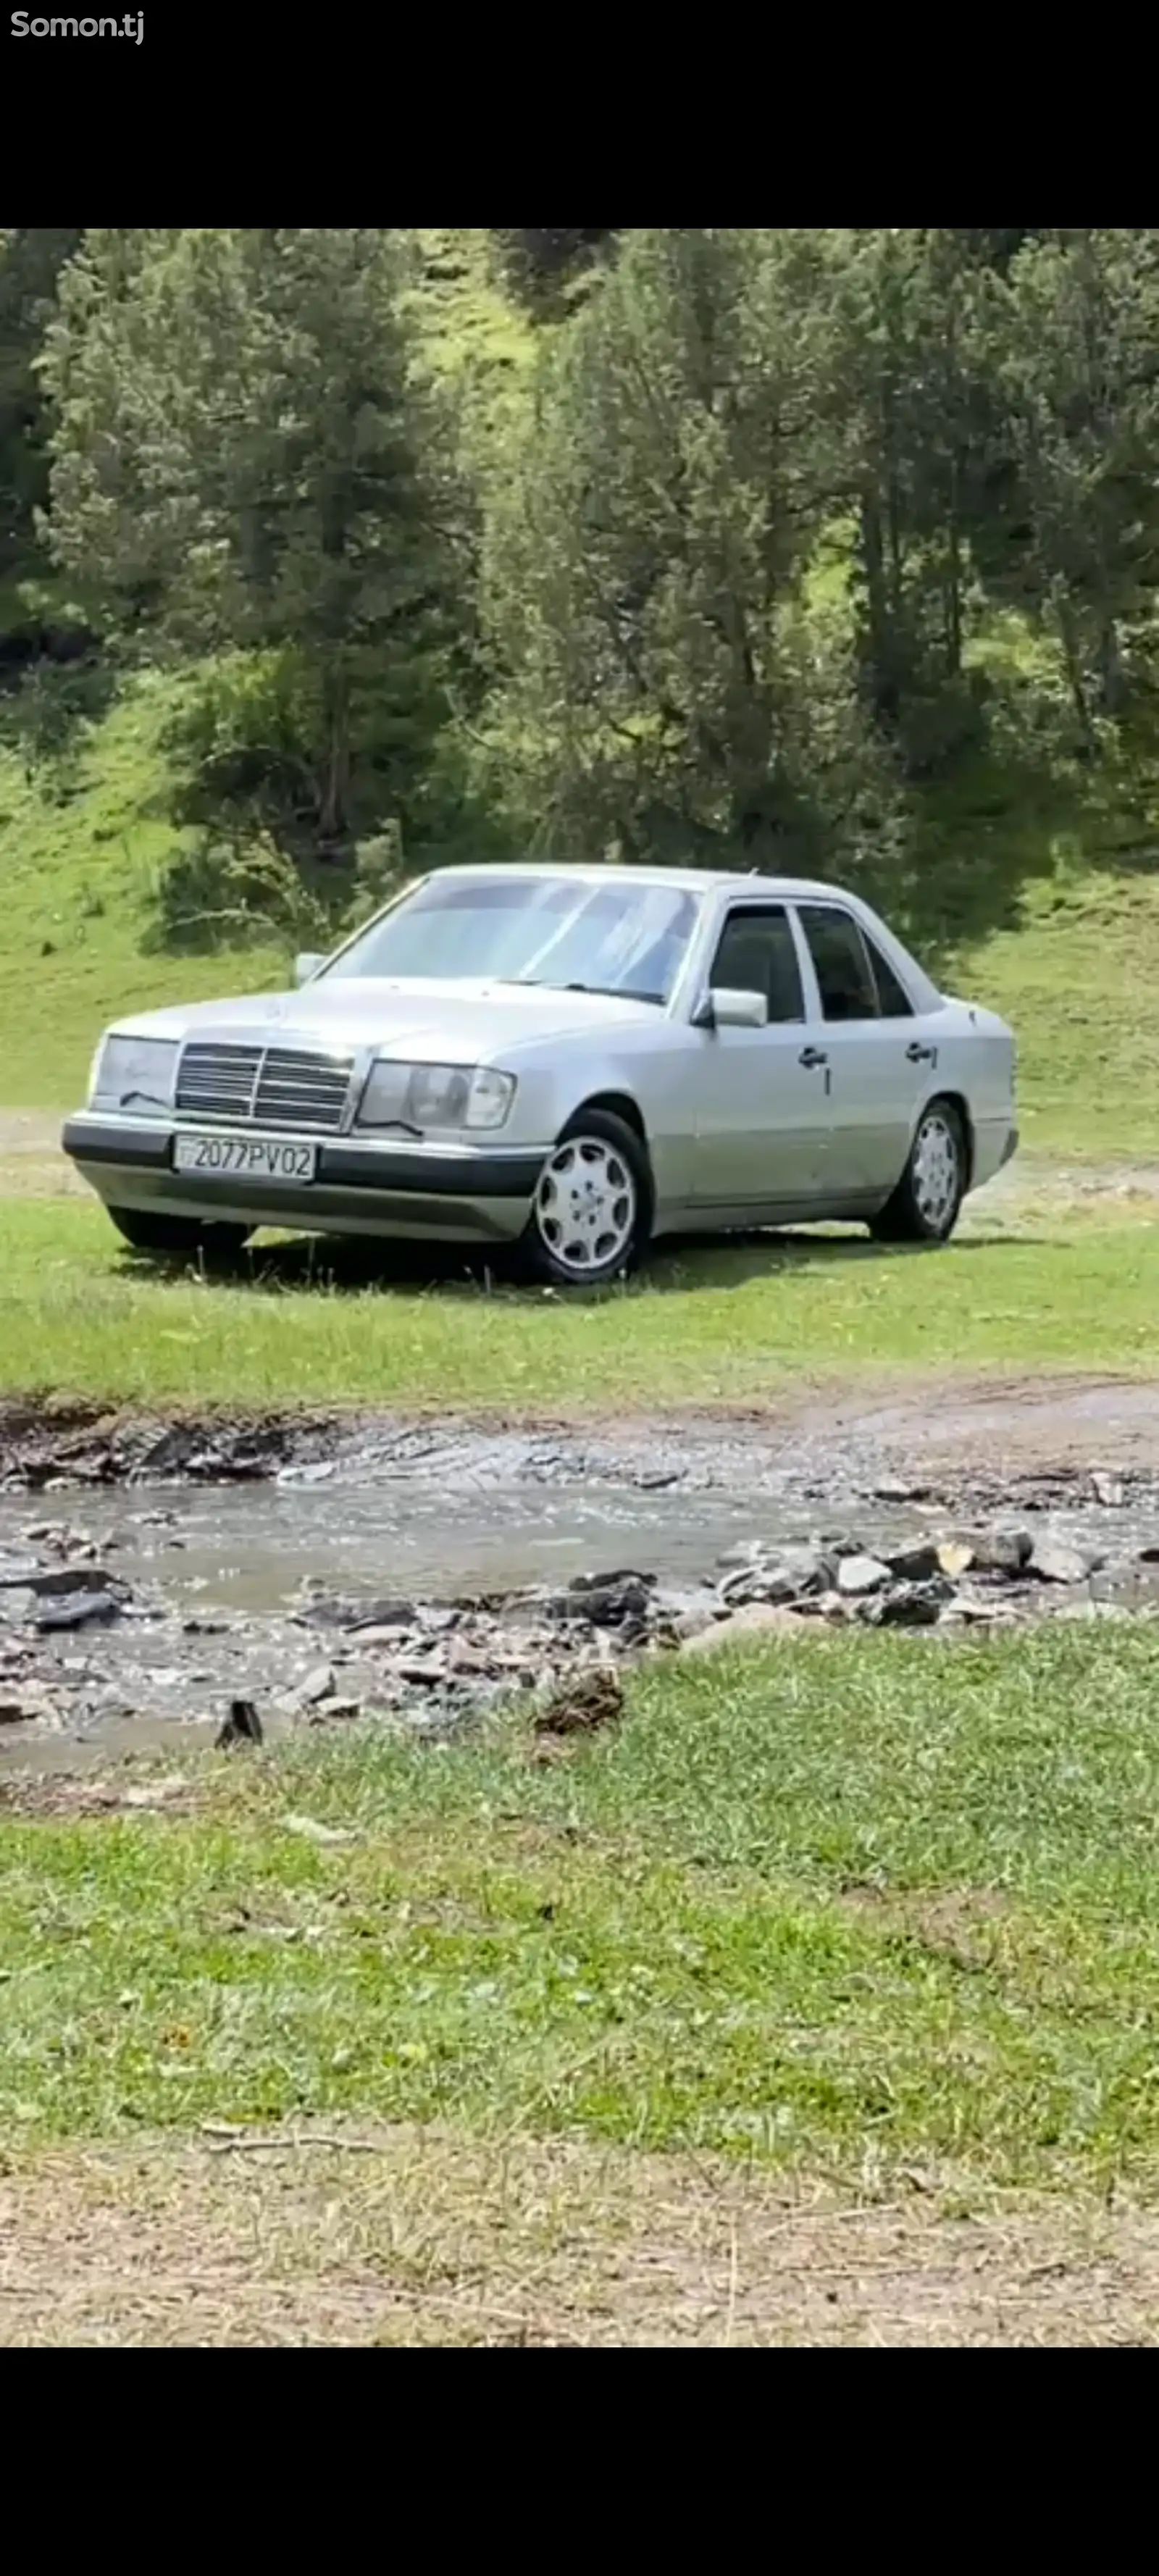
432, 863, 859, 903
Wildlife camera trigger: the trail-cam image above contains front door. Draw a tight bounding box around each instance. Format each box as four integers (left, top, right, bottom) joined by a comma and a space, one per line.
690, 904, 832, 1208
793, 904, 932, 1196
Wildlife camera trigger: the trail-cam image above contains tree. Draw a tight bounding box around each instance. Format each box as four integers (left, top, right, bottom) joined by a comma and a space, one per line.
979, 230, 1159, 744
39, 227, 471, 852
490, 230, 615, 314
0, 227, 83, 651
816, 230, 997, 758
483, 227, 856, 868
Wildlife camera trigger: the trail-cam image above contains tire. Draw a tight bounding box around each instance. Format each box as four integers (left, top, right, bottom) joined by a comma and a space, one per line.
106, 1205, 251, 1263
519, 1108, 652, 1288
869, 1099, 967, 1245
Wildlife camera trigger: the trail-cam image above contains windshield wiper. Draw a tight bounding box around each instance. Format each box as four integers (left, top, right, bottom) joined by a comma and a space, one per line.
496, 979, 664, 1005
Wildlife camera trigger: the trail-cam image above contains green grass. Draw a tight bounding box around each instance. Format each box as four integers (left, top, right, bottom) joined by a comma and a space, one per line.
0, 672, 285, 1109
955, 868, 1159, 1163
1, 1194, 1157, 1408
6, 1620, 1159, 2191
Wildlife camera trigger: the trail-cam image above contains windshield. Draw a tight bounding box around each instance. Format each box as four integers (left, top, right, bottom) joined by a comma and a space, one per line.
322, 874, 700, 1005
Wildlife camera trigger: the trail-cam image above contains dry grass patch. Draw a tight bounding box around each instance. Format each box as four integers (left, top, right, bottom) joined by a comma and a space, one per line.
1, 2121, 1158, 2346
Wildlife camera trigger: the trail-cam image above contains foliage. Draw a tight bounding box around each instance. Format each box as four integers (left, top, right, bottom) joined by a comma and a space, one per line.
490, 227, 615, 316
482, 228, 871, 870
0, 229, 82, 601
38, 229, 473, 856
978, 230, 1159, 744
0, 221, 1157, 966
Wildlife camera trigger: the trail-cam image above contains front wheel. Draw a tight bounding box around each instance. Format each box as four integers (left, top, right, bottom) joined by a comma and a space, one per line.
519, 1109, 652, 1288
106, 1205, 251, 1263
869, 1100, 967, 1245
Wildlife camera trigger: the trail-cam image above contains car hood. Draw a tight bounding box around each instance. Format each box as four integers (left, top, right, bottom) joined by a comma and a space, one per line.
111, 978, 664, 1061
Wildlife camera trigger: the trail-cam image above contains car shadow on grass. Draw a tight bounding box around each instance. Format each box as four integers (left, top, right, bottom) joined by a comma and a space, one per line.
110, 1224, 1061, 1303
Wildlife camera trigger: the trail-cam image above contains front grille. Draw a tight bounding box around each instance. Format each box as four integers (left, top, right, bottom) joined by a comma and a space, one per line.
177, 1043, 261, 1121
255, 1048, 353, 1131
175, 1042, 353, 1133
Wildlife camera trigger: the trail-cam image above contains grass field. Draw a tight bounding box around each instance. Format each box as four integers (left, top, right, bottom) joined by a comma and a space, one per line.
5, 1619, 1159, 2200
0, 1190, 1156, 1408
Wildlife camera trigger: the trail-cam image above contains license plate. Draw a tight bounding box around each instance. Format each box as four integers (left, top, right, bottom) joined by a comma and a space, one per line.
172, 1133, 318, 1182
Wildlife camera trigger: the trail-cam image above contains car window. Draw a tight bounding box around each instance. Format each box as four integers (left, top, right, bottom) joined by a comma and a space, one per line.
797, 906, 879, 1023
709, 907, 804, 1024
864, 934, 914, 1019
324, 874, 700, 1005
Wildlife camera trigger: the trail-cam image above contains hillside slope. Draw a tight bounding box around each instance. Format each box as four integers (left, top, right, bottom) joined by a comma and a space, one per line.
0, 671, 1155, 1158
0, 674, 285, 1108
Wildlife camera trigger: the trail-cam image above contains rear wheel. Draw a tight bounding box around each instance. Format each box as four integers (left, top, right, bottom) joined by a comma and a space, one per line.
107, 1206, 251, 1263
869, 1100, 967, 1245
519, 1109, 651, 1288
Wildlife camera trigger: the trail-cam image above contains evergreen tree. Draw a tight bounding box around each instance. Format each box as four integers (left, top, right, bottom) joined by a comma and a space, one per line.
484, 227, 841, 866
41, 227, 469, 851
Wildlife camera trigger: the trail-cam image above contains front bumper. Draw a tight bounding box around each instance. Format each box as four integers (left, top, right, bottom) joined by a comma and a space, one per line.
61, 1115, 545, 1245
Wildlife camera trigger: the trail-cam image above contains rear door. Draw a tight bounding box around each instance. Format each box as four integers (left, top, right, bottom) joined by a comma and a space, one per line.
793, 904, 934, 1196
690, 903, 832, 1208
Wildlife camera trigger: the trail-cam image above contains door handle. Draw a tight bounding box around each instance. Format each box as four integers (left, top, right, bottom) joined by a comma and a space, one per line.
905, 1042, 936, 1063
799, 1045, 828, 1069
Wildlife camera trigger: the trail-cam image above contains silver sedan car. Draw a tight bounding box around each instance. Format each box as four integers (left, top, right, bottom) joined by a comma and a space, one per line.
62, 864, 1017, 1287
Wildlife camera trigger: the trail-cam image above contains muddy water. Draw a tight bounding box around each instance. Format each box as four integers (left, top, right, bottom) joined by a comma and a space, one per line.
3, 1479, 818, 1615
3, 1448, 1159, 1777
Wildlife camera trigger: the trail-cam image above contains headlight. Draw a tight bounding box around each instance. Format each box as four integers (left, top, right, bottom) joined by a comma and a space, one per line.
358, 1061, 516, 1134
91, 1035, 178, 1111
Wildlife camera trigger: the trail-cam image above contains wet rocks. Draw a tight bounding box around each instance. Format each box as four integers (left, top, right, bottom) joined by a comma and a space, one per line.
861, 1578, 953, 1628
3, 1447, 1158, 1775
1026, 1538, 1096, 1585
970, 1528, 1034, 1575
20, 1521, 101, 1557
871, 1476, 934, 1505
545, 1571, 656, 1628
0, 1408, 311, 1494
680, 1604, 813, 1657
884, 1540, 943, 1582
34, 1589, 125, 1632
293, 1663, 338, 1710
215, 1699, 264, 1749
719, 1544, 829, 1608
0, 1684, 62, 1726
24, 1563, 125, 1598
302, 1592, 419, 1633
0, 1558, 133, 1636
835, 1553, 892, 1598
0, 1589, 38, 1627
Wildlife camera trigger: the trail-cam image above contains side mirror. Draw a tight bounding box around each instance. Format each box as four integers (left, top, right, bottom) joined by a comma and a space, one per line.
698, 986, 768, 1031
294, 951, 325, 987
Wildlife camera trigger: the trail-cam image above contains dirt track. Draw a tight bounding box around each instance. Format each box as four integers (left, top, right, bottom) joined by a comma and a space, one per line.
1, 2124, 1155, 2346
5, 1368, 1159, 1488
